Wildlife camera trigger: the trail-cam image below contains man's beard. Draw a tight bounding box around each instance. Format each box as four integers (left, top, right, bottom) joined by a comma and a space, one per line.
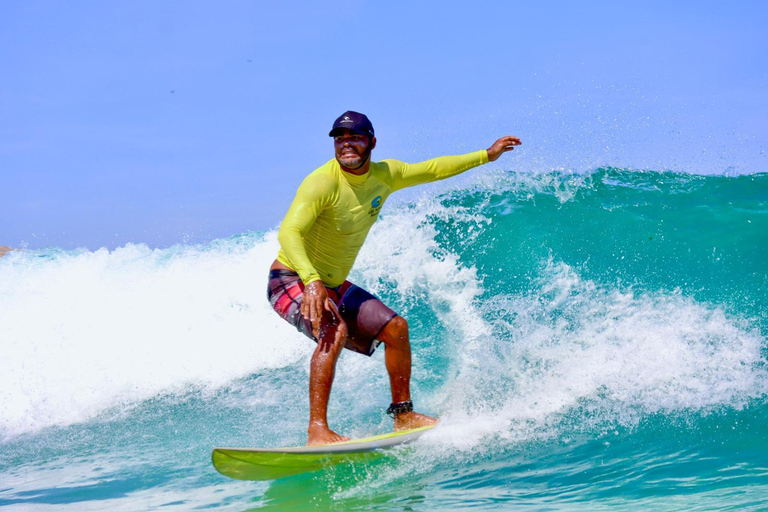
340, 147, 371, 170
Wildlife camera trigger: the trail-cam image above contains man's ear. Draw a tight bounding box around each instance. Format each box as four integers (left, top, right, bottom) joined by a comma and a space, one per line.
369, 136, 377, 151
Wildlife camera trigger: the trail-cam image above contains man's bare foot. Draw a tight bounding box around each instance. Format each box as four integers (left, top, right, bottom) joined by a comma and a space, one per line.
307, 424, 350, 446
393, 411, 439, 431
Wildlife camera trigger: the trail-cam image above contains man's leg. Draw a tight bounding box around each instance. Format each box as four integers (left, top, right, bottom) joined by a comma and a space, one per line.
378, 316, 438, 431
307, 310, 350, 446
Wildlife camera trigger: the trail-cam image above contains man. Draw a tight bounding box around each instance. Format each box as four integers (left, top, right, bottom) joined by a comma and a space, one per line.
268, 111, 521, 445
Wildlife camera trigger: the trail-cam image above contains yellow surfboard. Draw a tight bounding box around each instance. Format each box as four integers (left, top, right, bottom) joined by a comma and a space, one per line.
212, 425, 435, 481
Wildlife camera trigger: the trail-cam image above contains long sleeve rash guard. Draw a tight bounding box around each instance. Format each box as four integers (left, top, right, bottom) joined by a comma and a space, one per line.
277, 149, 489, 287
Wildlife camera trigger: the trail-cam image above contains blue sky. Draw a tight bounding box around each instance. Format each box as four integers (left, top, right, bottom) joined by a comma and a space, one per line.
2, 1, 766, 250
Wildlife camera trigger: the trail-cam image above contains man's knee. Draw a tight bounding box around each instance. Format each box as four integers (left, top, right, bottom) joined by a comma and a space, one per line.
314, 312, 347, 356
389, 315, 409, 335
382, 316, 409, 346
314, 332, 345, 359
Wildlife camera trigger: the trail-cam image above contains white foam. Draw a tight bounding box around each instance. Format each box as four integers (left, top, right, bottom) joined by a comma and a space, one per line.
432, 259, 768, 451
337, 245, 768, 492
0, 233, 308, 439
350, 189, 767, 456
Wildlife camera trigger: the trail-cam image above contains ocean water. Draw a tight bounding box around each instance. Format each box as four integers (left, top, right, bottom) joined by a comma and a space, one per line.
1, 168, 767, 511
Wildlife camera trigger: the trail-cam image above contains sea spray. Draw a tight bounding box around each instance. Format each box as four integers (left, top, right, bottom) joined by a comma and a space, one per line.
0, 234, 309, 439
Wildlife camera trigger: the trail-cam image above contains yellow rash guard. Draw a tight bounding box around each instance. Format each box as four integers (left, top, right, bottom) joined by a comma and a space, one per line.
277, 150, 489, 287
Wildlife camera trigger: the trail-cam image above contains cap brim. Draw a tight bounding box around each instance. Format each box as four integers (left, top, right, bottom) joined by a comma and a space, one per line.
329, 127, 370, 137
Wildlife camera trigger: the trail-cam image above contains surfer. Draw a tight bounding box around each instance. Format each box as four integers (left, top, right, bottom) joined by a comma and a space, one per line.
268, 111, 521, 445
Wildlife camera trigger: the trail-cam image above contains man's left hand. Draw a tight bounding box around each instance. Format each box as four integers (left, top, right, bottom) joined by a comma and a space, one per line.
486, 136, 522, 162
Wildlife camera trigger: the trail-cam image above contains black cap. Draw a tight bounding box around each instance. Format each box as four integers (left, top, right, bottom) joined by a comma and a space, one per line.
329, 111, 374, 138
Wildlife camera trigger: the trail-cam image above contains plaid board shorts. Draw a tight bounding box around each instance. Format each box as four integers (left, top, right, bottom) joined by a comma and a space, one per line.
267, 269, 398, 356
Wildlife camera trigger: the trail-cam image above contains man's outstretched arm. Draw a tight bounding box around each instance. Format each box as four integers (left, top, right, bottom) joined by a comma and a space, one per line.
390, 136, 522, 191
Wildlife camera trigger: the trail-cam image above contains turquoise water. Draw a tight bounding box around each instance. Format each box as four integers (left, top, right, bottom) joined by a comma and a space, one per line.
1, 168, 767, 510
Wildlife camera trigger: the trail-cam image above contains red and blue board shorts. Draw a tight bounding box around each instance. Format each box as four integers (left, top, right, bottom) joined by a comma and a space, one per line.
267, 269, 398, 356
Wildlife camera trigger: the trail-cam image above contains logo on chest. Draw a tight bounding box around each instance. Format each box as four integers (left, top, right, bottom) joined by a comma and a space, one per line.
368, 195, 383, 217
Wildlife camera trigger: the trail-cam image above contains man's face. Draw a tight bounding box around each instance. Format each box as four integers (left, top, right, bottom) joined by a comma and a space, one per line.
333, 129, 373, 170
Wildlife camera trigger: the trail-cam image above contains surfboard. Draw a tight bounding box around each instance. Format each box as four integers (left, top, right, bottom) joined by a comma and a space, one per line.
212, 425, 435, 481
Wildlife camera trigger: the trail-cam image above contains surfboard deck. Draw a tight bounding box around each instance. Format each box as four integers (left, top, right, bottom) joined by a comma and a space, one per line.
212, 425, 435, 481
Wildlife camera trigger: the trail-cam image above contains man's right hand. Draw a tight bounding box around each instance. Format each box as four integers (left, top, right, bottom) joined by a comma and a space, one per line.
302, 281, 347, 344
302, 281, 328, 338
